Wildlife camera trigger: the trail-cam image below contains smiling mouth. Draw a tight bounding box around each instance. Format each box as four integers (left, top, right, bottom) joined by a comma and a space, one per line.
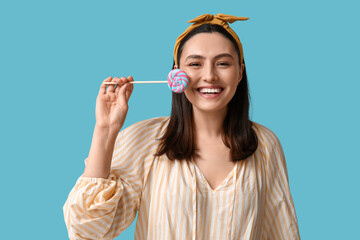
197, 88, 224, 94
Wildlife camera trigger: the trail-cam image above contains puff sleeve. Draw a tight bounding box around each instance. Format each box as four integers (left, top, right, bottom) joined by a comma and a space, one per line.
63, 175, 127, 240
259, 127, 301, 239
63, 118, 164, 240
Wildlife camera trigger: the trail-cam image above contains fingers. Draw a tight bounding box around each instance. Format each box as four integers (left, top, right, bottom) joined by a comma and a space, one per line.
99, 76, 112, 94
100, 76, 132, 95
106, 77, 119, 93
125, 76, 134, 102
117, 76, 134, 104
115, 76, 133, 93
114, 76, 129, 95
99, 76, 119, 94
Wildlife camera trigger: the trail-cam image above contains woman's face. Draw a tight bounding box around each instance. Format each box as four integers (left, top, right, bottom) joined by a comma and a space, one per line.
179, 32, 244, 116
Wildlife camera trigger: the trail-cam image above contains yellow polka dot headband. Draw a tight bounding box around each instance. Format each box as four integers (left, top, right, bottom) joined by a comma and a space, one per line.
173, 13, 249, 66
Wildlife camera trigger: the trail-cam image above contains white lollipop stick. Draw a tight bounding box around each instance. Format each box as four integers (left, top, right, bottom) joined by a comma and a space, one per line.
101, 69, 189, 93
103, 81, 167, 85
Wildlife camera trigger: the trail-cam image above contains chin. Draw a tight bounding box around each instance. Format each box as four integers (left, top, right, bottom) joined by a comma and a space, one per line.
192, 104, 228, 115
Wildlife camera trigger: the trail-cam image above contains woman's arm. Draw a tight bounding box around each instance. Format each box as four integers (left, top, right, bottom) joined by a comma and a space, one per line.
260, 126, 301, 239
82, 75, 134, 178
63, 76, 136, 239
82, 125, 119, 178
64, 117, 165, 240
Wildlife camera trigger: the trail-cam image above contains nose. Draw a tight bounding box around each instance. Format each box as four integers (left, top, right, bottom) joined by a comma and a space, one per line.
202, 62, 217, 82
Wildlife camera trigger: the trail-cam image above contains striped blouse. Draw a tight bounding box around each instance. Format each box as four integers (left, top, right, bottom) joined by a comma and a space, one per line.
63, 117, 300, 240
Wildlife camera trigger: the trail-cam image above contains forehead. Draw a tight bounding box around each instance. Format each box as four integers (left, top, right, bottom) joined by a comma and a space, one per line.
180, 32, 238, 60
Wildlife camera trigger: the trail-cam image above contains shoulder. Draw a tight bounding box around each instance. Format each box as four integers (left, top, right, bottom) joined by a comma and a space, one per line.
251, 121, 283, 155
122, 116, 170, 133
117, 116, 170, 142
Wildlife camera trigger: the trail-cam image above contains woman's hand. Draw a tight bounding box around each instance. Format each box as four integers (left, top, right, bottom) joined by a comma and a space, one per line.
95, 76, 134, 131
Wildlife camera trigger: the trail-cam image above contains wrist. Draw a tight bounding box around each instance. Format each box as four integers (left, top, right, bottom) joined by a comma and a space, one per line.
94, 124, 120, 140
95, 123, 121, 133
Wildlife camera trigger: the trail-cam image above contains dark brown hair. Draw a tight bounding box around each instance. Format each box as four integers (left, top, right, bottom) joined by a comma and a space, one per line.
155, 24, 258, 162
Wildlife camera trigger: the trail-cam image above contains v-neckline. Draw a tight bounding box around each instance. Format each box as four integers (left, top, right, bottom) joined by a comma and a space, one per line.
191, 159, 238, 192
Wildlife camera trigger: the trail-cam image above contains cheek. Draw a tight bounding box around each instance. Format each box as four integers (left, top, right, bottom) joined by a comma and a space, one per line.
182, 67, 200, 82
229, 85, 239, 100
184, 74, 198, 91
184, 88, 192, 101
184, 73, 194, 86
183, 86, 197, 104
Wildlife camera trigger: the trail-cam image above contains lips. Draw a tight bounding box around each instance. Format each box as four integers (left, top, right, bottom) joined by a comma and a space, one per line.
197, 86, 224, 99
197, 87, 224, 94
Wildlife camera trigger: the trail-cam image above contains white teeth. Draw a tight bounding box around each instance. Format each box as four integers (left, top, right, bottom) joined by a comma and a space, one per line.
199, 88, 221, 93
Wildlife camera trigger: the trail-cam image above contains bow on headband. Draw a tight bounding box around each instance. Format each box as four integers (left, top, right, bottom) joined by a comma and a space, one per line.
173, 13, 249, 66
188, 13, 249, 25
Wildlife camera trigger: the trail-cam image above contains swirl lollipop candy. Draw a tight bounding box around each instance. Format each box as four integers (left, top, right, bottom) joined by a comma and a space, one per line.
103, 69, 189, 93
167, 69, 189, 93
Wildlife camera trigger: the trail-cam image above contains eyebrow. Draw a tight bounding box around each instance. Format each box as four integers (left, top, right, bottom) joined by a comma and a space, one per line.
185, 53, 234, 61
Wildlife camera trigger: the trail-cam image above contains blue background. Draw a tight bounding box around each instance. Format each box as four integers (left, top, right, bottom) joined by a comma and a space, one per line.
1, 0, 359, 239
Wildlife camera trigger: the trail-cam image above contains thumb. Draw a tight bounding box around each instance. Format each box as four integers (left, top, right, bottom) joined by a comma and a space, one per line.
125, 83, 134, 102
117, 83, 130, 106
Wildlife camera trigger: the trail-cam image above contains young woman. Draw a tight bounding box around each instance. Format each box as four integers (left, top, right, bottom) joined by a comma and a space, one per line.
63, 14, 300, 240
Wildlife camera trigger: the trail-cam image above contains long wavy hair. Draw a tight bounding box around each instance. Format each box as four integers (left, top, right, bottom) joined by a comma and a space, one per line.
155, 24, 258, 162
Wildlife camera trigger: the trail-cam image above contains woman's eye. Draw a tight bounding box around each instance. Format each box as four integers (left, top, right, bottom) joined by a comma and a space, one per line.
218, 62, 230, 66
189, 63, 201, 66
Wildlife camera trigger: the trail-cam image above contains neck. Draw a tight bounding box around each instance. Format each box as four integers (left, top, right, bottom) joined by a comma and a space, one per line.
192, 107, 227, 139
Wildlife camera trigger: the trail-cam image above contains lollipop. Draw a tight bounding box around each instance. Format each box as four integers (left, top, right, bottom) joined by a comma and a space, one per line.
167, 69, 189, 93
103, 69, 189, 93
